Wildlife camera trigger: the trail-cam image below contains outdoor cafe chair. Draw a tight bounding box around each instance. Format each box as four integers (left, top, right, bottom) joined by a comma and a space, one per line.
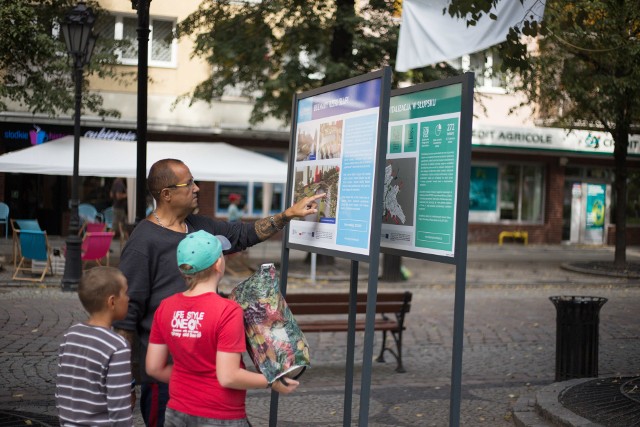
81, 231, 115, 269
102, 206, 114, 230
13, 229, 52, 282
79, 221, 107, 236
0, 202, 9, 239
10, 219, 43, 268
78, 203, 103, 224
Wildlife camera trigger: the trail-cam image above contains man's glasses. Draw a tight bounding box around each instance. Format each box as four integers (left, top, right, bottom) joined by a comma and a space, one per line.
166, 178, 197, 190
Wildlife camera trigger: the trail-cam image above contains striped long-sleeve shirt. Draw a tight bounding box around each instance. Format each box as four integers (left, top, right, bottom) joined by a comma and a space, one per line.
55, 323, 133, 426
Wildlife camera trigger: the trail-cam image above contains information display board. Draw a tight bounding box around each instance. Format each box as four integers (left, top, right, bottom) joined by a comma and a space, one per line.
381, 74, 474, 260
286, 69, 391, 260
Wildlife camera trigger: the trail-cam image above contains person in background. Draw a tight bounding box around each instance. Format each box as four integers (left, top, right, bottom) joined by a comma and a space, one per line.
114, 158, 324, 427
228, 193, 242, 222
56, 267, 134, 426
110, 177, 127, 237
146, 230, 298, 426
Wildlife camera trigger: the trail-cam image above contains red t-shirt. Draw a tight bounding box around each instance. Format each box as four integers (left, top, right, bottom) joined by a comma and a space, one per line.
149, 292, 247, 419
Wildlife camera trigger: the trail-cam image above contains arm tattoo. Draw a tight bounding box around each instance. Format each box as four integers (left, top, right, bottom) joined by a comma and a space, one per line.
254, 213, 290, 241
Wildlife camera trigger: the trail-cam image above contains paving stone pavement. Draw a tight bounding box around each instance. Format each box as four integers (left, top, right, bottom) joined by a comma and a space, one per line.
1, 241, 639, 426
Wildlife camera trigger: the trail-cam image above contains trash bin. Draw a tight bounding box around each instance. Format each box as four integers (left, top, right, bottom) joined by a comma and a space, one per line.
549, 296, 608, 382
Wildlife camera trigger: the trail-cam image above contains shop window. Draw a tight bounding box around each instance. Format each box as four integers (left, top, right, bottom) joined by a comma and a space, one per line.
96, 14, 177, 67
499, 164, 544, 222
252, 183, 285, 216
217, 183, 249, 214
470, 166, 498, 211
215, 183, 285, 218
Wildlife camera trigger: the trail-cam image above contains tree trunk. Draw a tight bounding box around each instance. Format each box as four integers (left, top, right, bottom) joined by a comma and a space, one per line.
325, 0, 355, 83
380, 253, 403, 282
613, 128, 628, 267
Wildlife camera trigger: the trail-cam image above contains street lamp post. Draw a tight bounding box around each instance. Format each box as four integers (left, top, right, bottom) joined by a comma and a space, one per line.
132, 0, 151, 223
60, 2, 96, 291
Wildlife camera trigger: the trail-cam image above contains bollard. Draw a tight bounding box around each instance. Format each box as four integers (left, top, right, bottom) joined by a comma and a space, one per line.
549, 296, 608, 382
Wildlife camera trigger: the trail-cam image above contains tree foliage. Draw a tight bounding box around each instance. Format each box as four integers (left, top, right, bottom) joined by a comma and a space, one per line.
0, 0, 125, 118
176, 0, 458, 125
449, 0, 640, 265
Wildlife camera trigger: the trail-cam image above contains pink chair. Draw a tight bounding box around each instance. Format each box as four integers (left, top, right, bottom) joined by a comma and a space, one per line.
81, 231, 115, 269
79, 221, 107, 236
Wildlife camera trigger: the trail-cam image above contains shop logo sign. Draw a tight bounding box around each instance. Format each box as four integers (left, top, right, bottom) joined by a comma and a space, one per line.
29, 125, 48, 145
584, 133, 600, 149
3, 125, 65, 144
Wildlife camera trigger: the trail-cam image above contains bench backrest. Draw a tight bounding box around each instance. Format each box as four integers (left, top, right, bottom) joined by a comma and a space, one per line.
285, 292, 412, 316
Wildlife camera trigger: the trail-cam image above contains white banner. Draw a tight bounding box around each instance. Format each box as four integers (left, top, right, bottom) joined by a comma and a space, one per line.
396, 0, 546, 72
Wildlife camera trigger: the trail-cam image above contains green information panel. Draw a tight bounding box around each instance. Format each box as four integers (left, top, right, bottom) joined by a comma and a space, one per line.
382, 82, 465, 257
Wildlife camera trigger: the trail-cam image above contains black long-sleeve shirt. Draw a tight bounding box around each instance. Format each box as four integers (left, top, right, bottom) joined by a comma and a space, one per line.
113, 215, 260, 382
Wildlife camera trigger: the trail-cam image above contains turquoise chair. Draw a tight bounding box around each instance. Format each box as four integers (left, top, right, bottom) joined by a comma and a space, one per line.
0, 202, 9, 238
13, 230, 52, 282
78, 203, 103, 224
14, 219, 41, 231
11, 219, 43, 268
102, 207, 114, 230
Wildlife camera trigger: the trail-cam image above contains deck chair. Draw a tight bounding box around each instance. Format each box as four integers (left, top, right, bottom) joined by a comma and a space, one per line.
11, 219, 43, 268
79, 221, 107, 236
78, 203, 103, 224
81, 231, 115, 268
13, 230, 52, 282
0, 202, 9, 238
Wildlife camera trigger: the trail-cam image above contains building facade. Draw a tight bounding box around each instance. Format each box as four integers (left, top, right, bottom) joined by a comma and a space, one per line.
1, 1, 638, 243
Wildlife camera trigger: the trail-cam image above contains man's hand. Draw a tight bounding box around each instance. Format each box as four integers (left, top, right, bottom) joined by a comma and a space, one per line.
285, 193, 326, 219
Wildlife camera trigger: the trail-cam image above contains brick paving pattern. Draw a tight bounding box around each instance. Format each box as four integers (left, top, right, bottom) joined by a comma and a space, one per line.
1, 241, 639, 426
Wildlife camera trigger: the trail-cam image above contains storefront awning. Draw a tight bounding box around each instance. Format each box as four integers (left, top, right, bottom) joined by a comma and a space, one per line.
0, 136, 288, 183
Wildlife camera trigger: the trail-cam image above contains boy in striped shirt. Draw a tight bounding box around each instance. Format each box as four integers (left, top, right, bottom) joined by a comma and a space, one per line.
56, 267, 134, 426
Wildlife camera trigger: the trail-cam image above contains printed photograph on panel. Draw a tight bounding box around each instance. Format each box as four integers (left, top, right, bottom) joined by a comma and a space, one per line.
383, 158, 416, 226
317, 120, 343, 159
293, 164, 340, 222
296, 123, 319, 161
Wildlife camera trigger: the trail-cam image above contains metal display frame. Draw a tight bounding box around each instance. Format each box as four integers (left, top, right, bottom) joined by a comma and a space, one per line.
383, 72, 475, 426
270, 67, 392, 427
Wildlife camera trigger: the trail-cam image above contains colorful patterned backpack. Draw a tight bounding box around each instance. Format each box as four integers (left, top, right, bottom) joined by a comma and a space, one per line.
229, 263, 310, 384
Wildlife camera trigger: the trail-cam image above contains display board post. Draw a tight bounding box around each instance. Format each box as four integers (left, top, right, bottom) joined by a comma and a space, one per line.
382, 72, 475, 426
343, 260, 359, 425
449, 73, 474, 426
273, 67, 392, 426
273, 70, 472, 426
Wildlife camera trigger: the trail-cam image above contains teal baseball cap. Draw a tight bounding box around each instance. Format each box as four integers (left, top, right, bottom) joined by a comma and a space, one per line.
177, 230, 232, 275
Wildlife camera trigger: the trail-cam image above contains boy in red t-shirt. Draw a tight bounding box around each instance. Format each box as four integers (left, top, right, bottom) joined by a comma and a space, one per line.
146, 230, 299, 426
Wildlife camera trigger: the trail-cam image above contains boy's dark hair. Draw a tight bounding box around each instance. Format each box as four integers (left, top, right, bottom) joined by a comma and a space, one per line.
78, 266, 125, 314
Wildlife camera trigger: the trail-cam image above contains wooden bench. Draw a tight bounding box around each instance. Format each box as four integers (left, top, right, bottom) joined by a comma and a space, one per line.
285, 291, 412, 373
498, 230, 529, 245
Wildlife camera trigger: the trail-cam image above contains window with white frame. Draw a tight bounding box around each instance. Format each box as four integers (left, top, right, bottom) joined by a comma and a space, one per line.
215, 182, 286, 218
449, 49, 506, 92
94, 14, 177, 67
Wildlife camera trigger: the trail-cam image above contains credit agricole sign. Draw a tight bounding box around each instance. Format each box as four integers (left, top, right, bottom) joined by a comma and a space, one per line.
472, 124, 640, 157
